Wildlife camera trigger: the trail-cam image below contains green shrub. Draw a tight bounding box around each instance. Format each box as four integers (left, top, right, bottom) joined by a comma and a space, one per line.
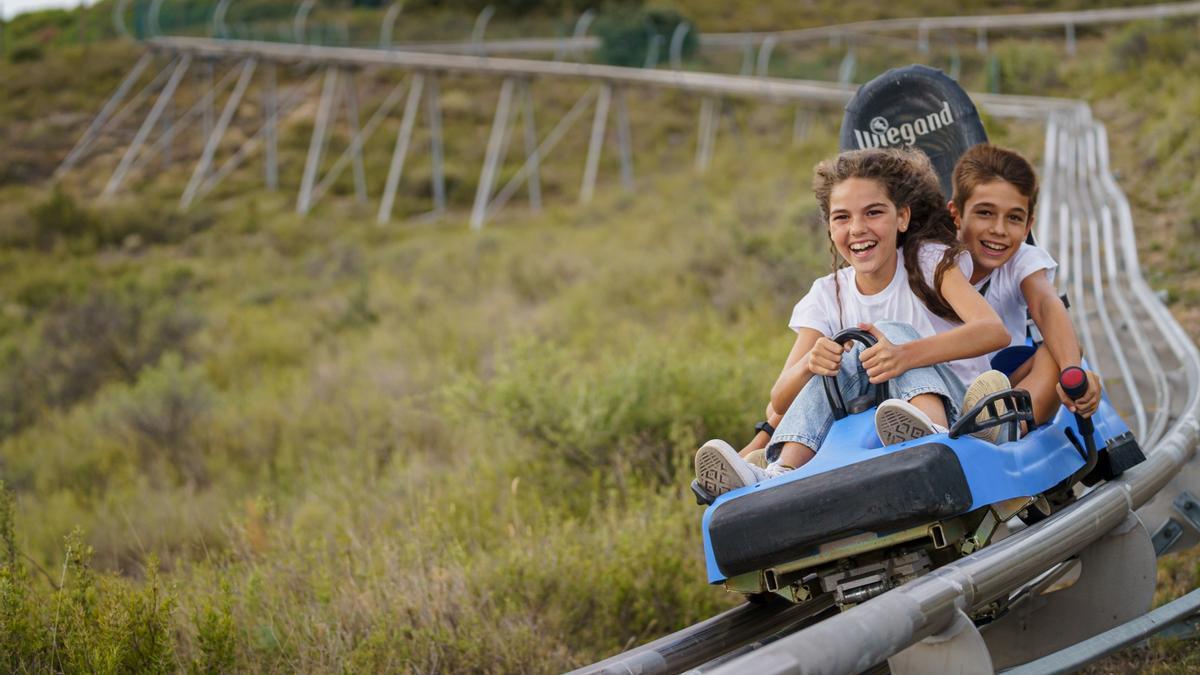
992, 41, 1062, 95
29, 187, 97, 251
485, 334, 760, 488
188, 580, 237, 675
1107, 19, 1193, 72
113, 354, 215, 486
595, 9, 697, 68
0, 487, 176, 673
0, 279, 203, 437
8, 42, 44, 63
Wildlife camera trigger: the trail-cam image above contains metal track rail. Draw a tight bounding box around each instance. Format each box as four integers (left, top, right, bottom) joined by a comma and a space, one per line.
569, 596, 836, 675
146, 36, 1072, 121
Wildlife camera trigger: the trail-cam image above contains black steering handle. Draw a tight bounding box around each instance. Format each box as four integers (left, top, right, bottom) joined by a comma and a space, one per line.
822, 328, 890, 420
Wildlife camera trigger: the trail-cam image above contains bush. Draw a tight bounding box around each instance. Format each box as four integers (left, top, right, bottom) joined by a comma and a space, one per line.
29, 187, 97, 251
113, 354, 215, 486
0, 486, 176, 673
485, 335, 758, 488
0, 279, 203, 437
991, 41, 1061, 95
1107, 20, 1192, 72
595, 9, 697, 68
7, 43, 44, 63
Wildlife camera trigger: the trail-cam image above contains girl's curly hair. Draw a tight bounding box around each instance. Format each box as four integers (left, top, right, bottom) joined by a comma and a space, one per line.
813, 147, 964, 327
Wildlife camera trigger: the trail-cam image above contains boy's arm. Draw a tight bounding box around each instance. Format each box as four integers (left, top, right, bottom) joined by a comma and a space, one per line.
1022, 269, 1101, 416
859, 267, 1009, 382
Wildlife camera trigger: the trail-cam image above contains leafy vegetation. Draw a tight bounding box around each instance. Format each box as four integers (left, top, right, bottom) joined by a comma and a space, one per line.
0, 2, 1198, 672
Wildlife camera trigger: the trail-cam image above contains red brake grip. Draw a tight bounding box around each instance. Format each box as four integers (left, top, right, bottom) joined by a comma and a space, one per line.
1060, 367, 1088, 400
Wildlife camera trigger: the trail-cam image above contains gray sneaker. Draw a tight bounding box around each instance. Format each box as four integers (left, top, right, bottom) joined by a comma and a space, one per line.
875, 399, 949, 446
962, 370, 1013, 443
694, 439, 770, 497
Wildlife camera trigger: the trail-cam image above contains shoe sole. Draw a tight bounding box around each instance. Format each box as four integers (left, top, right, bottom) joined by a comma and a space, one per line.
876, 405, 938, 446
963, 370, 1012, 443
694, 442, 755, 497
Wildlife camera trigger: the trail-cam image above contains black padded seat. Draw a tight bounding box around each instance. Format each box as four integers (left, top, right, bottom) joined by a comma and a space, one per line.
709, 443, 972, 578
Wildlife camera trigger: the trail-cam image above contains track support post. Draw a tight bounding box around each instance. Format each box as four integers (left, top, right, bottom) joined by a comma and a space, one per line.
103, 54, 192, 197
519, 79, 542, 211
695, 97, 718, 172
378, 74, 425, 224
614, 87, 634, 192
980, 513, 1156, 669
297, 66, 339, 215
182, 57, 257, 209
471, 78, 515, 229
580, 83, 611, 204
889, 609, 992, 675
264, 61, 279, 191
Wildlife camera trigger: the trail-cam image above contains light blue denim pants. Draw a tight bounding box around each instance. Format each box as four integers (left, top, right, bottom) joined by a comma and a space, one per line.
767, 321, 967, 460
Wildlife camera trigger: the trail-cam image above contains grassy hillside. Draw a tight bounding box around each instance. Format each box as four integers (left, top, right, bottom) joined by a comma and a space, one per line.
1, 5, 1200, 673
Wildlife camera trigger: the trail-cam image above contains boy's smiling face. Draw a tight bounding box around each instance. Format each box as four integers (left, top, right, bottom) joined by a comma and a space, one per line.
952, 179, 1034, 284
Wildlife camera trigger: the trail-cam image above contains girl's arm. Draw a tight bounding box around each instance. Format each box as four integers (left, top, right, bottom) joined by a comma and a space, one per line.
769, 328, 845, 415
859, 267, 1009, 383
1023, 270, 1101, 416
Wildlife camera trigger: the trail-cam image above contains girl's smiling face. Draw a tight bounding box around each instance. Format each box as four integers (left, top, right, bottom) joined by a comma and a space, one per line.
828, 177, 909, 293
952, 179, 1033, 283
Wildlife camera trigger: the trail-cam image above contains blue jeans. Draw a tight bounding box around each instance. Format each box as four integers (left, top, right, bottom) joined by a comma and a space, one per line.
767, 321, 967, 460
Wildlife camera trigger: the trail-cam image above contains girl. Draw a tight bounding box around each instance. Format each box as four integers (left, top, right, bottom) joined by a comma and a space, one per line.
949, 144, 1100, 441
695, 148, 1010, 498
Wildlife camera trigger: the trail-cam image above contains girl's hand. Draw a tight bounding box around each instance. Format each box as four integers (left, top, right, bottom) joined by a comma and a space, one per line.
858, 323, 911, 384
1056, 370, 1102, 418
808, 336, 849, 377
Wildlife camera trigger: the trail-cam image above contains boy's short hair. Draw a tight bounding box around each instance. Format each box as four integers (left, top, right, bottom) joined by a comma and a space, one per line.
952, 144, 1039, 218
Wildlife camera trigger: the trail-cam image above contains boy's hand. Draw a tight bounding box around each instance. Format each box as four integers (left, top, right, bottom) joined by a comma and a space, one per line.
1057, 369, 1102, 418
808, 336, 849, 377
859, 323, 910, 383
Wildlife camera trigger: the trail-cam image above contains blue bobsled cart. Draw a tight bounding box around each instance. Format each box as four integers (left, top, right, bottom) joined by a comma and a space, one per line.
691, 65, 1146, 608
693, 328, 1145, 607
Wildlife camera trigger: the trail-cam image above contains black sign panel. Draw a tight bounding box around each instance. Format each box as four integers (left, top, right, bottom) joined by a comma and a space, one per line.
839, 65, 988, 199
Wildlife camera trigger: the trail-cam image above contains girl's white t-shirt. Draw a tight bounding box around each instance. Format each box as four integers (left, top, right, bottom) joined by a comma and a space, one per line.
788, 243, 988, 384
973, 242, 1058, 354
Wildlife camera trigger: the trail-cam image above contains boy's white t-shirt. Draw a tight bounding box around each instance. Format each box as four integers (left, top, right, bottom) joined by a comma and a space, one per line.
788, 242, 989, 384
973, 242, 1058, 354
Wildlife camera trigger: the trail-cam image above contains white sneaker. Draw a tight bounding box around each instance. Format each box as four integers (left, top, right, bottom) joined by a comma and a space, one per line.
875, 400, 949, 446
962, 370, 1013, 443
694, 439, 771, 497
